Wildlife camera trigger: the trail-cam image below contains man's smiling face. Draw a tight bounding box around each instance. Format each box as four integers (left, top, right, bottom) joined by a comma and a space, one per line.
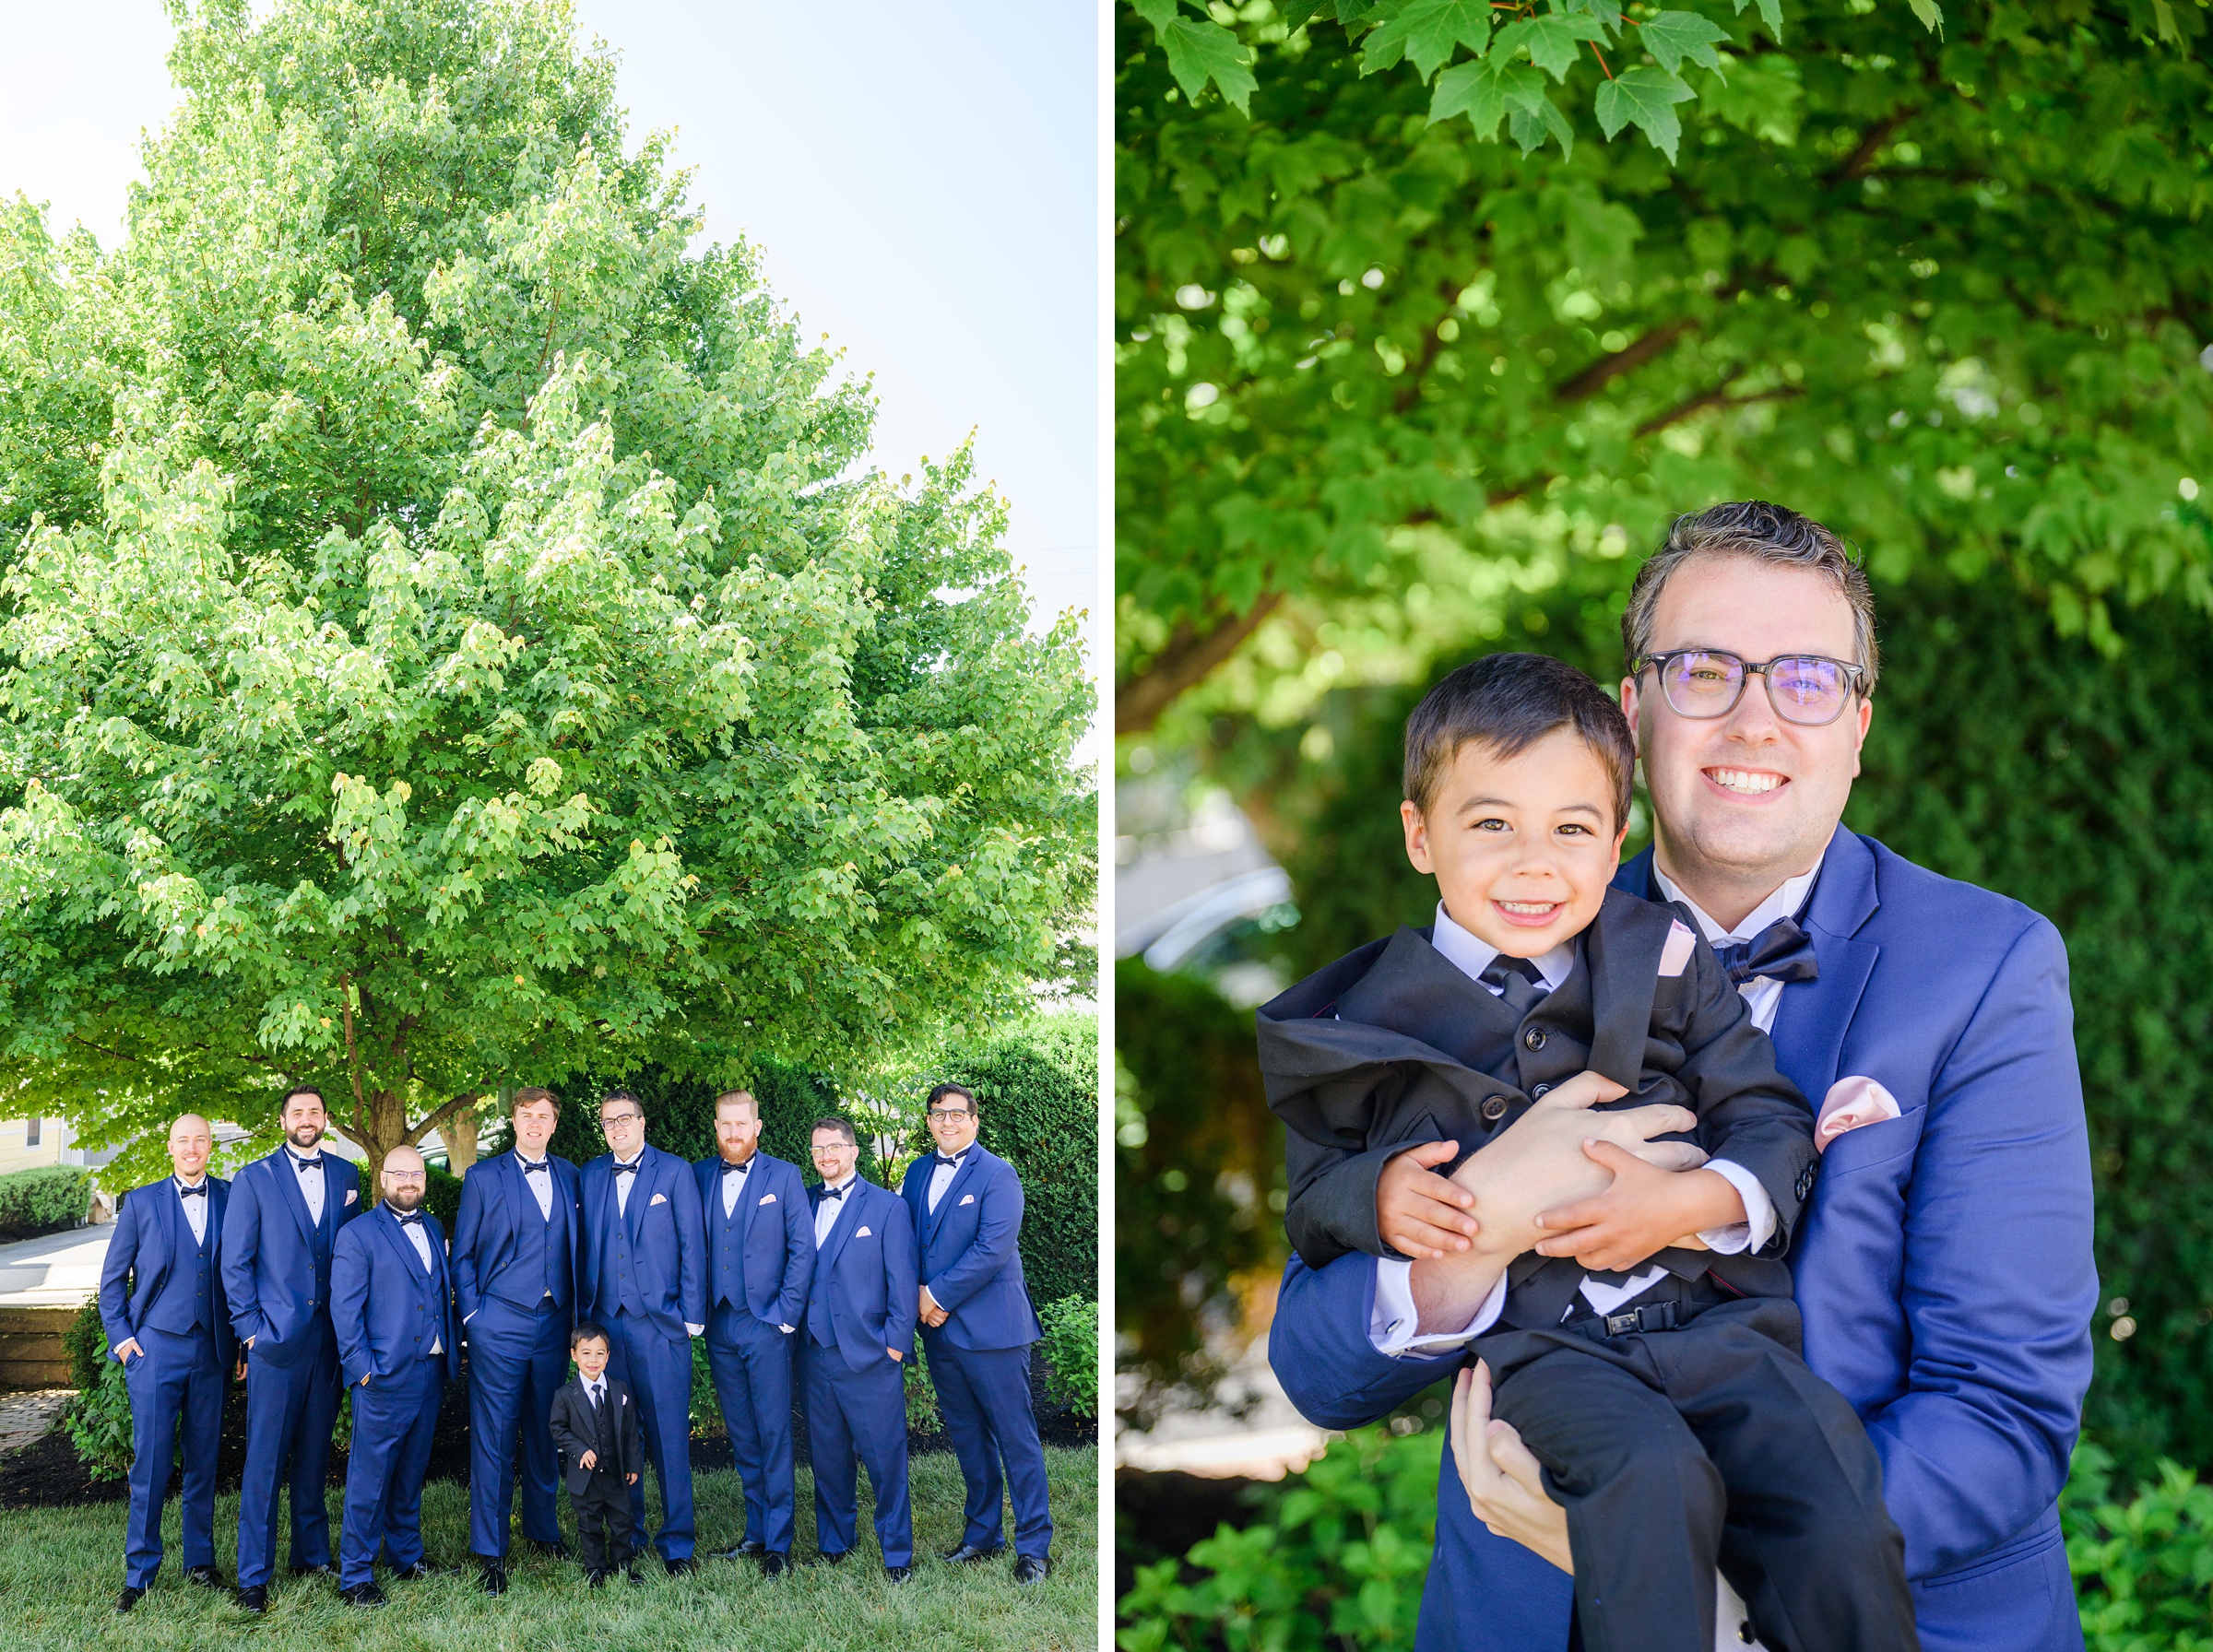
1623, 554, 1873, 890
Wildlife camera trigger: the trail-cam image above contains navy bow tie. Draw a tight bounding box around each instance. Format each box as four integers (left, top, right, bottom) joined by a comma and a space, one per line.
394, 1210, 424, 1226
818, 1183, 850, 1202
723, 1160, 750, 1175
177, 1182, 207, 1198
1713, 916, 1820, 987
936, 1153, 964, 1169
291, 1154, 324, 1173
521, 1159, 549, 1175
613, 1162, 641, 1177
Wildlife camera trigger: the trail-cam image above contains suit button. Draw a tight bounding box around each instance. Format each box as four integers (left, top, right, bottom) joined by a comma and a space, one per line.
1531, 1083, 1551, 1100
1480, 1096, 1509, 1123
1523, 1026, 1546, 1052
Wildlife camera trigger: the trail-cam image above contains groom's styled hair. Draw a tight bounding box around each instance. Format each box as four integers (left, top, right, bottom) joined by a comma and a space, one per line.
1403, 652, 1636, 828
1622, 500, 1880, 691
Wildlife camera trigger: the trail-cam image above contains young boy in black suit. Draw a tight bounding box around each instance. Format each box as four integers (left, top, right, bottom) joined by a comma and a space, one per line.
548, 1322, 645, 1586
1259, 652, 1918, 1652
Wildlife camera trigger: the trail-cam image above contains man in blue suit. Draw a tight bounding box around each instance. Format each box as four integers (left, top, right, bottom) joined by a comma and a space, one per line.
802, 1117, 919, 1581
330, 1146, 463, 1607
450, 1085, 582, 1595
692, 1088, 811, 1575
221, 1085, 364, 1613
576, 1088, 706, 1573
900, 1082, 1053, 1584
101, 1114, 240, 1613
1268, 502, 2097, 1652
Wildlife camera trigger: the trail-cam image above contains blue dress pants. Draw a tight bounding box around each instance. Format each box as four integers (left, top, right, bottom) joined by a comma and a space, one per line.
803, 1339, 912, 1566
705, 1301, 799, 1554
121, 1326, 227, 1588
337, 1358, 444, 1587
464, 1296, 570, 1556
924, 1328, 1054, 1559
604, 1309, 696, 1561
235, 1323, 341, 1587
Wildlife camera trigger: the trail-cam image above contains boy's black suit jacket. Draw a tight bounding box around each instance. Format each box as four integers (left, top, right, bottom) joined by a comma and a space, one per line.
1258, 886, 1817, 1321
547, 1374, 644, 1496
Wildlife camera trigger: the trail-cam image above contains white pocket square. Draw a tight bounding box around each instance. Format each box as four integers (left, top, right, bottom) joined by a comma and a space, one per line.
344, 1189, 358, 1206
1816, 1076, 1903, 1150
856, 1225, 871, 1238
1657, 918, 1697, 977
649, 1191, 667, 1205
759, 1193, 776, 1205
959, 1194, 975, 1206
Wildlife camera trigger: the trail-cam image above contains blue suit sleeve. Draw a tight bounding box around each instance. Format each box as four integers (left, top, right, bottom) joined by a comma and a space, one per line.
98, 1192, 142, 1352
772, 1164, 814, 1329
670, 1162, 707, 1327
1268, 1251, 1467, 1430
219, 1169, 265, 1347
330, 1226, 374, 1387
924, 1164, 1024, 1313
451, 1166, 487, 1323
1863, 915, 2097, 1578
883, 1198, 919, 1357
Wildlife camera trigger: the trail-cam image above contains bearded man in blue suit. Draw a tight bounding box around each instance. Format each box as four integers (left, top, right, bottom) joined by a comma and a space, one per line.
101, 1114, 240, 1613
220, 1085, 363, 1613
576, 1088, 706, 1572
330, 1146, 463, 1607
450, 1086, 582, 1594
692, 1088, 811, 1575
1268, 502, 2096, 1652
899, 1082, 1053, 1584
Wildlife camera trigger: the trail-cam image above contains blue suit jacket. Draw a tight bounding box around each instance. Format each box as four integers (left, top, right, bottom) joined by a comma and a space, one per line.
806, 1179, 918, 1374
100, 1174, 235, 1368
898, 1144, 1043, 1351
577, 1143, 706, 1341
331, 1203, 463, 1386
219, 1147, 362, 1369
1269, 828, 2097, 1652
692, 1151, 812, 1329
450, 1150, 583, 1323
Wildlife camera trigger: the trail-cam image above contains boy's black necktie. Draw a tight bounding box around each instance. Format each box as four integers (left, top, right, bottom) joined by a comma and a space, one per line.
1479, 954, 1548, 1018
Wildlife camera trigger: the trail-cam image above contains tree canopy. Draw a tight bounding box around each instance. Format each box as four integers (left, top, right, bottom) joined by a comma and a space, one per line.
0, 0, 1095, 1188
1117, 0, 2213, 731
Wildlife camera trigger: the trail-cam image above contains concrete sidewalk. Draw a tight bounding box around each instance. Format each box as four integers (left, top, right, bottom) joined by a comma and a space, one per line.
0, 1225, 112, 1309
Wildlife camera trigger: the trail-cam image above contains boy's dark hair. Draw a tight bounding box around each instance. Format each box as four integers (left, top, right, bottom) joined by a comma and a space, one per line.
571, 1321, 609, 1351
1403, 652, 1637, 827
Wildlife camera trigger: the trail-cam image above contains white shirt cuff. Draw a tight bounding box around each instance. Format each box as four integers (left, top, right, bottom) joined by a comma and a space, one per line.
1698, 1160, 1776, 1255
1368, 1257, 1508, 1356
685, 1323, 704, 1337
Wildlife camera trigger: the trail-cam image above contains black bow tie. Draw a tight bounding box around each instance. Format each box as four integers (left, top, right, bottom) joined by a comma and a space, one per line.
1713, 916, 1820, 987
723, 1160, 750, 1175
394, 1210, 424, 1227
818, 1183, 850, 1202
613, 1162, 641, 1177
291, 1154, 324, 1173
177, 1182, 207, 1198
521, 1159, 549, 1175
935, 1153, 964, 1169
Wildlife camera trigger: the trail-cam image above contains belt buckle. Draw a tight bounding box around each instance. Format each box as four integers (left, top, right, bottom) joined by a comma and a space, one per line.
1602, 1302, 1678, 1337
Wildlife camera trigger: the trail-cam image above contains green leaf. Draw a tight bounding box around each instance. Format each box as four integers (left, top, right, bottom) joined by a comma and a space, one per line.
1592, 64, 1697, 159
1905, 0, 1943, 34
1491, 12, 1611, 82
1639, 10, 1732, 77
1360, 0, 1492, 80
2152, 0, 2182, 43
1430, 56, 1535, 137
1276, 0, 1335, 30
1130, 0, 1184, 28
1159, 17, 1259, 111
1562, 0, 1625, 38
1726, 0, 1784, 41
1509, 93, 1576, 158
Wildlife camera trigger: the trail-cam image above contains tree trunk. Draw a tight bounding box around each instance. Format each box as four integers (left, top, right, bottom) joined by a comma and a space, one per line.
447, 1107, 479, 1174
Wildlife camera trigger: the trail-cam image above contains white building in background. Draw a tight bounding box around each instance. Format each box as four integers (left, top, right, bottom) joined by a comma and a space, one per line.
1115, 777, 1293, 1008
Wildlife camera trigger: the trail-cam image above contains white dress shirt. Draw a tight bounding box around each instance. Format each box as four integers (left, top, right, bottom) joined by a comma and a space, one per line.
516, 1150, 555, 1220
925, 1151, 968, 1213
397, 1212, 442, 1354
287, 1147, 326, 1223
1368, 899, 1784, 1357
718, 1155, 751, 1218
175, 1175, 210, 1246
813, 1173, 857, 1247
612, 1150, 644, 1217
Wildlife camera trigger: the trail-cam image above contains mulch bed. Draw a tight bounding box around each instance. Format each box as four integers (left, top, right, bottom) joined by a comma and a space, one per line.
0, 1349, 1095, 1511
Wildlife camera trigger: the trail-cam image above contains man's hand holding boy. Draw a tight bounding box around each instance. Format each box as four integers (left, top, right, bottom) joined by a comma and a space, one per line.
1530, 1141, 1746, 1272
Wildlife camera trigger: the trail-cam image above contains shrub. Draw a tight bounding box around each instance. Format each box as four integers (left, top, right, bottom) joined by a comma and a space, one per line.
420, 1163, 464, 1232
1038, 1295, 1098, 1419
0, 1165, 90, 1239
62, 1296, 106, 1391
2065, 1439, 2213, 1652
65, 1354, 134, 1481
906, 1341, 942, 1434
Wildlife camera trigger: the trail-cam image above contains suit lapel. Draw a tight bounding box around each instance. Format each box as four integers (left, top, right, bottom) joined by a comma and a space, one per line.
272, 1151, 318, 1249
820, 1180, 865, 1272
928, 1149, 988, 1244
1770, 826, 1881, 1106
1582, 890, 1674, 1089
375, 1205, 426, 1279
1335, 926, 1521, 1073
622, 1152, 653, 1244
728, 1159, 759, 1247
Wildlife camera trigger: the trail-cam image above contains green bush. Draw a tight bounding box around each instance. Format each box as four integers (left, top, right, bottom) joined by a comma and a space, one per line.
1038, 1294, 1099, 1419
64, 1354, 133, 1481
542, 1060, 887, 1186
421, 1163, 464, 1231
2066, 1439, 2213, 1652
62, 1296, 106, 1391
906, 1341, 942, 1434
0, 1165, 90, 1240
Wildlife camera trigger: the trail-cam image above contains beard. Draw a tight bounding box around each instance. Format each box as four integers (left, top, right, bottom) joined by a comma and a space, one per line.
385, 1184, 425, 1211
286, 1120, 325, 1150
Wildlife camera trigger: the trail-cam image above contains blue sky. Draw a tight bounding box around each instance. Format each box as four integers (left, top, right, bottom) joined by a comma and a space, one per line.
0, 0, 1099, 663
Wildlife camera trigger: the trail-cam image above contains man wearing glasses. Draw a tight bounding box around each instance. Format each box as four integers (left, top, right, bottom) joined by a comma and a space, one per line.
1270, 502, 2096, 1652
898, 1082, 1054, 1584
576, 1090, 707, 1574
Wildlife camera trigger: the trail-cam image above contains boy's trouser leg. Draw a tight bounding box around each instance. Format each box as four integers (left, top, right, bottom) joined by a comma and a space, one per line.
1657, 1304, 1921, 1652
573, 1491, 604, 1572
1491, 1340, 1723, 1652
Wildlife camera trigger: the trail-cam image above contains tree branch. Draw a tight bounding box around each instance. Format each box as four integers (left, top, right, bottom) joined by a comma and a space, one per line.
1827, 112, 1912, 185
1116, 590, 1286, 736
404, 1090, 483, 1151
1553, 317, 1697, 403
1634, 375, 1803, 439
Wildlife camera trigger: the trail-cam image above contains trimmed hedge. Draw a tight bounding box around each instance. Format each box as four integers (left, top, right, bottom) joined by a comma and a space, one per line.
539, 1059, 880, 1186
0, 1164, 89, 1240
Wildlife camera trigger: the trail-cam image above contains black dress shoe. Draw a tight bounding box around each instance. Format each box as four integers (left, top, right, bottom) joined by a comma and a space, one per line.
663, 1554, 698, 1576
586, 1567, 609, 1589
624, 1563, 644, 1585
815, 1548, 848, 1566
183, 1564, 227, 1590
1012, 1553, 1053, 1586
710, 1538, 767, 1560
390, 1562, 453, 1582
525, 1537, 572, 1559
234, 1585, 267, 1614
943, 1540, 1006, 1564
291, 1563, 337, 1578
760, 1552, 791, 1578
338, 1581, 388, 1608
478, 1560, 509, 1596
885, 1564, 914, 1584
115, 1586, 144, 1614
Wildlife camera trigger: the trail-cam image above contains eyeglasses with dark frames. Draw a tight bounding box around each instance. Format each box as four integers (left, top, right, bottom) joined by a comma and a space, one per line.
1633, 649, 1868, 727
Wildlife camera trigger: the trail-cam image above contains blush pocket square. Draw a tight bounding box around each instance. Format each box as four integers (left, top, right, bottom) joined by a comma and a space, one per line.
856, 1225, 872, 1238
649, 1192, 668, 1206
1816, 1075, 1903, 1151
959, 1194, 976, 1206
344, 1189, 358, 1206
1657, 918, 1698, 977
759, 1192, 777, 1205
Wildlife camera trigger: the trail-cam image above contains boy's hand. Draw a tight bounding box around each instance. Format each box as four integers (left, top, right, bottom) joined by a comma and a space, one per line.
578, 1448, 598, 1471
1531, 1141, 1746, 1272
1377, 1140, 1479, 1259
625, 1472, 639, 1484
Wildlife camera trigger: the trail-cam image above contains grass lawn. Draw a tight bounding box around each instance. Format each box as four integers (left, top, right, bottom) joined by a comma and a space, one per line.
0, 1449, 1097, 1651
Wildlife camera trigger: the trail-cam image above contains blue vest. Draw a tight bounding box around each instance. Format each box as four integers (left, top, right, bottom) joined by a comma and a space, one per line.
594, 1179, 645, 1318
709, 1169, 751, 1311
509, 1164, 575, 1309
185, 1199, 216, 1332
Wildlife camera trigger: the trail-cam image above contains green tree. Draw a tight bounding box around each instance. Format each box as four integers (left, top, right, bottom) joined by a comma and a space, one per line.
0, 0, 1095, 1191
1116, 0, 2213, 730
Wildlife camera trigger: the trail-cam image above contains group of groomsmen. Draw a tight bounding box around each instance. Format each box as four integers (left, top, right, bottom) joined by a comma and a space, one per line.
97, 1080, 1058, 1612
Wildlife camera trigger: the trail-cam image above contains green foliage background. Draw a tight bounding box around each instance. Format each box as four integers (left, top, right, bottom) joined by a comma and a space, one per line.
0, 1165, 91, 1239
